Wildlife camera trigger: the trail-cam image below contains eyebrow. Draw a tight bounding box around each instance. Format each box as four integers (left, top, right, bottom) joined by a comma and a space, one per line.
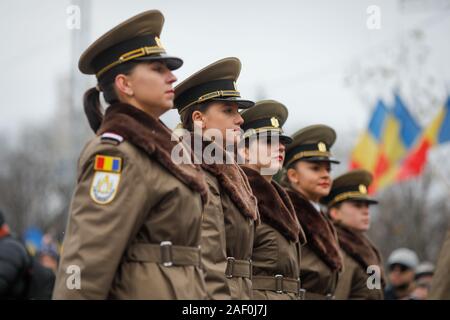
222, 102, 239, 109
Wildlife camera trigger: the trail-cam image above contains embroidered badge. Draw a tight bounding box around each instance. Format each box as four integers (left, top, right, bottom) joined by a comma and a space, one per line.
90, 155, 122, 204
90, 172, 121, 204
94, 155, 122, 173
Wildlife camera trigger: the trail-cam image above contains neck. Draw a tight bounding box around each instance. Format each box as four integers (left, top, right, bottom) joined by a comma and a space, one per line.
336, 221, 365, 233
291, 183, 320, 202
121, 98, 164, 119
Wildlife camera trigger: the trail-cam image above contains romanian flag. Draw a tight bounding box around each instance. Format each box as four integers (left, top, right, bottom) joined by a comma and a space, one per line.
350, 101, 387, 170
350, 94, 421, 193
94, 155, 122, 173
396, 96, 450, 181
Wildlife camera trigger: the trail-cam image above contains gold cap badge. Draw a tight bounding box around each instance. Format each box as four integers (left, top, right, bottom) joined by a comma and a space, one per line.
318, 142, 327, 152
359, 184, 368, 194
271, 117, 280, 128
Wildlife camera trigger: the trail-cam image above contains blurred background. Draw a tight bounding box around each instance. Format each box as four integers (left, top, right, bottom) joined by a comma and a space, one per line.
0, 0, 449, 268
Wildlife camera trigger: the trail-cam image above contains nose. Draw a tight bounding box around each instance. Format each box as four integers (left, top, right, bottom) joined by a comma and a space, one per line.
235, 112, 244, 126
167, 70, 177, 84
362, 204, 370, 216
279, 143, 286, 153
321, 167, 330, 179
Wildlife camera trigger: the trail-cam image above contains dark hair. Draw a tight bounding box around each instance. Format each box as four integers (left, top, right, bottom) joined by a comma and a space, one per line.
280, 160, 300, 188
329, 202, 342, 210
180, 102, 212, 132
83, 61, 139, 132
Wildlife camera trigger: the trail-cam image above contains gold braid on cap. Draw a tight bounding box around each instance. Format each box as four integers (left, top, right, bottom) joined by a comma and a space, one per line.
96, 45, 166, 78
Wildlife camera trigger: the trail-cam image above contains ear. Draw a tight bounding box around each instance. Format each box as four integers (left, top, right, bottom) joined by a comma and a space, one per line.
287, 167, 298, 184
114, 74, 134, 97
191, 110, 205, 129
329, 207, 340, 221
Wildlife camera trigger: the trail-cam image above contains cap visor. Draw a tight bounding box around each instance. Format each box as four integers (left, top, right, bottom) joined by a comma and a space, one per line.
303, 156, 340, 164
353, 197, 378, 205
247, 132, 293, 145
280, 135, 293, 145
211, 97, 254, 109
134, 54, 183, 70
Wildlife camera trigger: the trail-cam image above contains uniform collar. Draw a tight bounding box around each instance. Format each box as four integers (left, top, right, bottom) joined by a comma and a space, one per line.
309, 200, 321, 212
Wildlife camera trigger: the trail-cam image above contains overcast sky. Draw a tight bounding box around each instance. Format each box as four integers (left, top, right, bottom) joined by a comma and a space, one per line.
1, 0, 449, 143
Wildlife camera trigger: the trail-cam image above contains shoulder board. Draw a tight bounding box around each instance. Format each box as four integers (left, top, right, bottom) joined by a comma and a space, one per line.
100, 132, 124, 145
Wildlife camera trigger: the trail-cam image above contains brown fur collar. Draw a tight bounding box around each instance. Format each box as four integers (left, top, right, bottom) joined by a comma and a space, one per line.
241, 166, 304, 242
200, 145, 258, 221
98, 103, 207, 203
334, 223, 386, 284
286, 188, 343, 271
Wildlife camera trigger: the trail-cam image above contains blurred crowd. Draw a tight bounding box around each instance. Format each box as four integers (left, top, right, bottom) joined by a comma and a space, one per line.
0, 210, 58, 299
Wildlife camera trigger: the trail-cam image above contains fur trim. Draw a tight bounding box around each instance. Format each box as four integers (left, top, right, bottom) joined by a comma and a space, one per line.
241, 166, 304, 242
98, 103, 208, 203
334, 223, 386, 285
286, 188, 343, 271
200, 145, 258, 221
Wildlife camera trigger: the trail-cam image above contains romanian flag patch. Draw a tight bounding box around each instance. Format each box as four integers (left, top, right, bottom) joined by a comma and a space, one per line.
94, 155, 122, 173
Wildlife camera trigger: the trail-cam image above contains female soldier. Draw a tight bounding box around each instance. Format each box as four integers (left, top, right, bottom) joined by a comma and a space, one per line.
322, 169, 385, 300
174, 57, 259, 299
239, 100, 306, 300
283, 125, 343, 300
53, 10, 208, 299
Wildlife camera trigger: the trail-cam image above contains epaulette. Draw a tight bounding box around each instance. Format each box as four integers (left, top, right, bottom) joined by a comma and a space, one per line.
100, 132, 124, 146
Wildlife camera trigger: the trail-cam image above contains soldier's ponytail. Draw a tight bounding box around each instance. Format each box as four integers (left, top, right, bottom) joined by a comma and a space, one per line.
83, 61, 139, 133
83, 87, 104, 132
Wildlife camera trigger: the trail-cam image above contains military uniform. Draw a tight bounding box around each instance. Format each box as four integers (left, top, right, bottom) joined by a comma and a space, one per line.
322, 169, 385, 300
53, 10, 208, 299
174, 58, 258, 300
283, 125, 343, 300
429, 228, 450, 299
240, 100, 306, 300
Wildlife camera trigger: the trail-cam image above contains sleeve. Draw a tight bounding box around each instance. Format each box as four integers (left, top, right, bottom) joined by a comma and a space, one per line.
347, 263, 372, 300
52, 144, 151, 299
199, 176, 231, 300
429, 229, 450, 300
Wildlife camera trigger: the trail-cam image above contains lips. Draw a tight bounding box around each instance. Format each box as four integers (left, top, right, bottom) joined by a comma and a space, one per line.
165, 89, 175, 94
318, 183, 330, 188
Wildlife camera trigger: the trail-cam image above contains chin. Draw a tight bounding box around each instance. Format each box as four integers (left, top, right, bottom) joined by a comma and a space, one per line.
315, 188, 330, 198
232, 135, 241, 146
162, 101, 174, 110
264, 164, 281, 175
272, 163, 283, 173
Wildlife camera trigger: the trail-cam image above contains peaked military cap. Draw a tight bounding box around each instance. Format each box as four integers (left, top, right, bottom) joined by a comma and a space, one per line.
79, 10, 183, 78
321, 169, 378, 207
174, 57, 254, 114
240, 100, 292, 144
284, 124, 340, 167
